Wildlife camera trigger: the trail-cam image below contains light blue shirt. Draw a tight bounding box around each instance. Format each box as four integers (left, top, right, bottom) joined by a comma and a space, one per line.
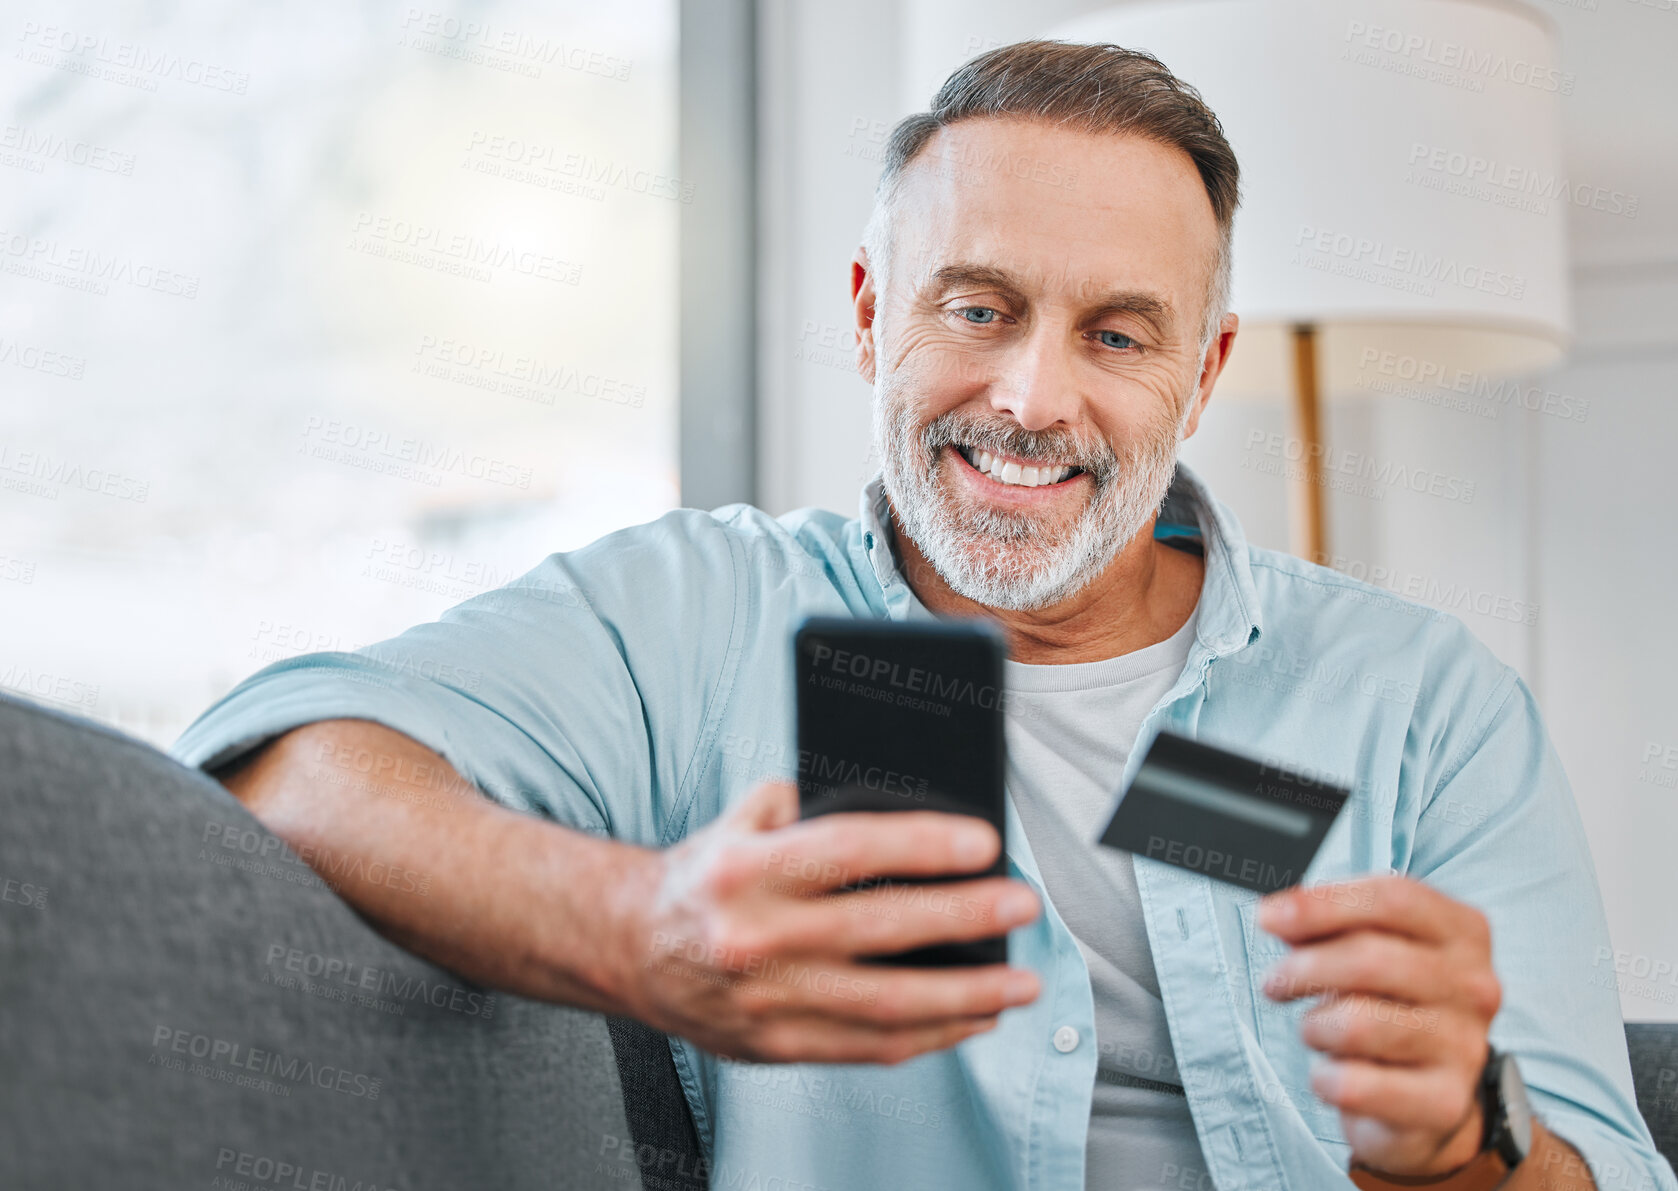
172, 461, 1676, 1191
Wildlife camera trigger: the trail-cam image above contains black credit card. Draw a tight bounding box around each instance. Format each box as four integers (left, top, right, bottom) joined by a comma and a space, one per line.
795, 615, 1008, 967
1099, 730, 1349, 894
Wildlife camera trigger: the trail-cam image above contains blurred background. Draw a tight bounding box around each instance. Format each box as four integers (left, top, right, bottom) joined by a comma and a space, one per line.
2, 0, 1673, 1019
0, 0, 683, 745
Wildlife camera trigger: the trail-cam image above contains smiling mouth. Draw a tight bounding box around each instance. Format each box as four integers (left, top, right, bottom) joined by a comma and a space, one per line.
952, 444, 1086, 489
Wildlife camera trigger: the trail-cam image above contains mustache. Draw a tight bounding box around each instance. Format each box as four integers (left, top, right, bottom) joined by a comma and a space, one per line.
920, 411, 1118, 483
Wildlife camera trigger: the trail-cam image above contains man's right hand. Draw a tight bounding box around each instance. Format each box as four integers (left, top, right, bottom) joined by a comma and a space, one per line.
216, 721, 1041, 1069
608, 781, 1043, 1066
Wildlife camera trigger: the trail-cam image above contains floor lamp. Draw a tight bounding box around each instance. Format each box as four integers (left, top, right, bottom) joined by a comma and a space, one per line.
1050, 0, 1571, 563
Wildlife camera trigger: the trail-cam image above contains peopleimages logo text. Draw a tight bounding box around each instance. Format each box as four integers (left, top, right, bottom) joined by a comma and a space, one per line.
806, 642, 1003, 708
1295, 226, 1526, 300
1144, 836, 1293, 890
150, 1026, 382, 1098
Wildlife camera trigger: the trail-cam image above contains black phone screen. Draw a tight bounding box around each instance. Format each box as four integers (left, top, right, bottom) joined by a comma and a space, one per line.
794, 615, 1009, 967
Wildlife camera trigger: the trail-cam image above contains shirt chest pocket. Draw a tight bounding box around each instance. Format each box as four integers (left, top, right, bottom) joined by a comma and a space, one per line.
1236, 900, 1350, 1150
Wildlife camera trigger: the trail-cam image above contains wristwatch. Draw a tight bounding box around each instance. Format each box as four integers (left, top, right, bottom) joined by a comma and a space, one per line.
1479, 1047, 1535, 1179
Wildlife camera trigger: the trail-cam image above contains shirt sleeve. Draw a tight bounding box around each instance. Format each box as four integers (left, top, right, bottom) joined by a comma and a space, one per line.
169, 507, 748, 848
1409, 664, 1677, 1191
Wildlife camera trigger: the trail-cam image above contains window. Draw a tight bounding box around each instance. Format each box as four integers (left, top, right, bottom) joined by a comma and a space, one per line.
1, 0, 681, 746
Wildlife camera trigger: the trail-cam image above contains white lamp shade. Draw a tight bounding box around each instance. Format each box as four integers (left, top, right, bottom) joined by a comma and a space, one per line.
1048, 0, 1571, 399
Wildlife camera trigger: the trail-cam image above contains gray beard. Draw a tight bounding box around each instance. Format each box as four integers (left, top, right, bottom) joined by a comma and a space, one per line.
874, 384, 1189, 613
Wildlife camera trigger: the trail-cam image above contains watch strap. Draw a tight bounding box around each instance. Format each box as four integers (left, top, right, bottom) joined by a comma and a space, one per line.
1349, 1148, 1512, 1191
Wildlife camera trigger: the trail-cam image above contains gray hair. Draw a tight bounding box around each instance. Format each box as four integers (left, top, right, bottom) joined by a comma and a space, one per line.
862, 39, 1240, 353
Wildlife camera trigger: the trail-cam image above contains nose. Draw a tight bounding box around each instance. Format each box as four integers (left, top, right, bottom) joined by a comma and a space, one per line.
988, 322, 1082, 433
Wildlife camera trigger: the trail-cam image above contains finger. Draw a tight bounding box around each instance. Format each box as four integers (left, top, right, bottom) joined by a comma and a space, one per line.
719, 1011, 1002, 1066
1298, 993, 1455, 1064
1258, 876, 1488, 949
754, 811, 1002, 893
850, 962, 1040, 1026
728, 780, 801, 831
708, 958, 1040, 1027
1309, 1055, 1482, 1142
1262, 932, 1453, 1006
747, 876, 1038, 959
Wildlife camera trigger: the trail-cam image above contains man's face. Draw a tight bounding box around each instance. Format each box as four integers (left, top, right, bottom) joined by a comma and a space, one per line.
857, 119, 1227, 612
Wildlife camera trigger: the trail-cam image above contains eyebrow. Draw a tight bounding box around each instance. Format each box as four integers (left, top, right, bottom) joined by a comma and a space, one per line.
927, 263, 1177, 335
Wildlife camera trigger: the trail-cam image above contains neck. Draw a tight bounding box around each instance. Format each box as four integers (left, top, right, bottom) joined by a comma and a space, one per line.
887, 501, 1206, 665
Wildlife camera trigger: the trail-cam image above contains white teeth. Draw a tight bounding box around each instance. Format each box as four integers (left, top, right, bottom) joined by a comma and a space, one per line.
961, 445, 1074, 487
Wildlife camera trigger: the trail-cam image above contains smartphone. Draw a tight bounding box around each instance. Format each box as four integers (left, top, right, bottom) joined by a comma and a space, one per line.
794, 615, 1009, 967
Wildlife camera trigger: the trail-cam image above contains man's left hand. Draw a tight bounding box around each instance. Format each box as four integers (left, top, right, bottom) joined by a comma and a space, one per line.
1258, 875, 1502, 1178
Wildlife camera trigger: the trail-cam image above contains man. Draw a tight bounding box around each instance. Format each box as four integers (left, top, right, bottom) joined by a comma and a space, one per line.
173, 41, 1672, 1191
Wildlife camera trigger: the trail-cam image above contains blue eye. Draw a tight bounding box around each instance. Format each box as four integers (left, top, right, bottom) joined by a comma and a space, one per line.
960, 307, 998, 325
1097, 330, 1137, 350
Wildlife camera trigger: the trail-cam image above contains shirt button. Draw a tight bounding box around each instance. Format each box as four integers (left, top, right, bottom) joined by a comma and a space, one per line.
1052, 1026, 1079, 1053
864, 532, 875, 550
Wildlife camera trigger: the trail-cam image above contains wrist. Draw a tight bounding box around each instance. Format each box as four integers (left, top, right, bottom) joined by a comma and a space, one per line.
1430, 1100, 1491, 1178
519, 818, 667, 1015
589, 836, 668, 1014
1351, 1046, 1538, 1190
1353, 1103, 1486, 1186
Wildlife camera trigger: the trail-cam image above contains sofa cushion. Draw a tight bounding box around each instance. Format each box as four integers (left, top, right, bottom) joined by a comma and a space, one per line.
0, 693, 660, 1189
1628, 1023, 1678, 1173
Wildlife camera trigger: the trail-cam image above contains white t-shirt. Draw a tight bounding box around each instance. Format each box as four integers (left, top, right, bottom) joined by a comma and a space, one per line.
1002, 588, 1209, 1190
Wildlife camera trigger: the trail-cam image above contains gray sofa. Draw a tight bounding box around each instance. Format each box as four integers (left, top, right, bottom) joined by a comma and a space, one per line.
0, 693, 706, 1190
2, 691, 1674, 1187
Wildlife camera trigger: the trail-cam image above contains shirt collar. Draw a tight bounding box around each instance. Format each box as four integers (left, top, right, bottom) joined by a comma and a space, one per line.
856, 459, 1264, 657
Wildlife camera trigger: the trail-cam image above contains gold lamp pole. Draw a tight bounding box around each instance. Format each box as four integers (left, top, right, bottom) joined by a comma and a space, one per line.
1289, 323, 1327, 565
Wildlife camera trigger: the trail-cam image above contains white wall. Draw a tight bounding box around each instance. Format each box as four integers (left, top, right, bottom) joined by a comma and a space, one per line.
1530, 265, 1678, 1023
756, 0, 1678, 1020
756, 0, 904, 521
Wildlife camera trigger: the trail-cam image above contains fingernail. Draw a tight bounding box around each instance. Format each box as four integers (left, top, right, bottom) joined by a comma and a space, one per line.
1309, 1056, 1341, 1096
1258, 894, 1295, 930
955, 826, 993, 865
998, 887, 1037, 924
1004, 973, 1038, 1002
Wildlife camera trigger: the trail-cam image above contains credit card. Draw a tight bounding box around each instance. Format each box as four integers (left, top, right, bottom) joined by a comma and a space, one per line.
1098, 730, 1350, 894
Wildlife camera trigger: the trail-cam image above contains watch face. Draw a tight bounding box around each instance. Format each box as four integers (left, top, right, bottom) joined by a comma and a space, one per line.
1499, 1055, 1534, 1157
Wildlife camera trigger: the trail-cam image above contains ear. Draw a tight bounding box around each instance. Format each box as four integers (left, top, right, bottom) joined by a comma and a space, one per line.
851, 246, 879, 385
1182, 311, 1239, 441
